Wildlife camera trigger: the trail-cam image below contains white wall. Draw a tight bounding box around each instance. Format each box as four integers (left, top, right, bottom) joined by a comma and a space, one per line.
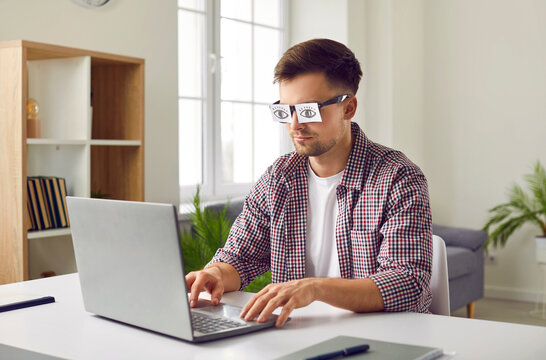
364, 0, 546, 302
362, 0, 425, 168
289, 0, 366, 128
423, 0, 546, 302
0, 0, 179, 205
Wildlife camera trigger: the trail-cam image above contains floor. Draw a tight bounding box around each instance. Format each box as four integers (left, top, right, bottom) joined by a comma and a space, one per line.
451, 297, 546, 327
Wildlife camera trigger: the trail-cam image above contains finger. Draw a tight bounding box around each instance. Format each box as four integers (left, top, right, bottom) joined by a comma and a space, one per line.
185, 272, 197, 290
210, 283, 224, 306
240, 285, 273, 317
189, 275, 210, 307
275, 301, 296, 328
257, 295, 286, 323
244, 292, 277, 321
240, 291, 263, 317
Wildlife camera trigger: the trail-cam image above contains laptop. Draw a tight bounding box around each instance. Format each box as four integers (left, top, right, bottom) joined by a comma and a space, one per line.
66, 197, 278, 343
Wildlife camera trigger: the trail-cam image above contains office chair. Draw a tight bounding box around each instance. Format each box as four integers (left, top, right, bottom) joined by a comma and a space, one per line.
430, 235, 450, 316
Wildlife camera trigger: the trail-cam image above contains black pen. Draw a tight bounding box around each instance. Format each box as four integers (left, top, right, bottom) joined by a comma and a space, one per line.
305, 344, 370, 360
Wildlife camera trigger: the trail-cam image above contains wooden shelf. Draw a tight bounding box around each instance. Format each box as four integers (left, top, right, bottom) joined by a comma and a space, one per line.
27, 139, 87, 145
90, 140, 142, 146
28, 228, 71, 239
0, 40, 145, 284
26, 139, 141, 146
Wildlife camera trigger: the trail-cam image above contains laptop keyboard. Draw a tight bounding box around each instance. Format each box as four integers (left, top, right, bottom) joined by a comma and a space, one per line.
191, 312, 247, 334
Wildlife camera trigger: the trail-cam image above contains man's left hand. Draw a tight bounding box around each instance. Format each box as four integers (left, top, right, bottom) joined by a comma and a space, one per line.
239, 278, 317, 327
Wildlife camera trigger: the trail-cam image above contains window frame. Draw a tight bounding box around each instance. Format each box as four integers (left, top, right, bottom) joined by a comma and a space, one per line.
178, 0, 290, 205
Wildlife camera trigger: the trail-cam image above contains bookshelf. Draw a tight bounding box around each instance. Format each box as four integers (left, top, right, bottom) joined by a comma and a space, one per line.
0, 40, 145, 284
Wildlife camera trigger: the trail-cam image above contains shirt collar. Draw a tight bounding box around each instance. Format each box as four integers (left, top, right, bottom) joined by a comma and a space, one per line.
278, 122, 368, 189
339, 122, 368, 190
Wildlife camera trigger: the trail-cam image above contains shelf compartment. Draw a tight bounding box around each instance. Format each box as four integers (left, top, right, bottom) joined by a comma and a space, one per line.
27, 144, 90, 198
91, 145, 143, 201
91, 63, 144, 141
27, 56, 90, 140
28, 234, 76, 280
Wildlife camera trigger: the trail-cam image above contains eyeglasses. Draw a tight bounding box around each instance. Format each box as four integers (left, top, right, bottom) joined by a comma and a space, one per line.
269, 94, 351, 123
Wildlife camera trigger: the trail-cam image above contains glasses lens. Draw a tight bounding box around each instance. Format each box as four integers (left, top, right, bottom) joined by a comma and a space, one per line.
269, 104, 291, 123
294, 103, 322, 123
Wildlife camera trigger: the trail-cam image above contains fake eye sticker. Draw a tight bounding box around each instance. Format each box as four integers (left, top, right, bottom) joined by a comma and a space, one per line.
269, 104, 291, 123
294, 103, 322, 123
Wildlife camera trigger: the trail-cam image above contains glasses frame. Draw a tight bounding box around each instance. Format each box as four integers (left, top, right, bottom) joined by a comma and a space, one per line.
269, 94, 351, 123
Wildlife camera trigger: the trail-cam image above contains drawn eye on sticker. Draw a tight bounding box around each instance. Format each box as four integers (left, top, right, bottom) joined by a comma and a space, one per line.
298, 108, 317, 118
273, 109, 289, 120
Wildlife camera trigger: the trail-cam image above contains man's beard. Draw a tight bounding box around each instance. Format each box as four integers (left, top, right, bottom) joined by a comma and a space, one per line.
290, 131, 337, 157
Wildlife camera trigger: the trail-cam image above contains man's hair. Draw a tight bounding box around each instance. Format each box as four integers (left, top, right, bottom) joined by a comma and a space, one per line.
273, 38, 363, 95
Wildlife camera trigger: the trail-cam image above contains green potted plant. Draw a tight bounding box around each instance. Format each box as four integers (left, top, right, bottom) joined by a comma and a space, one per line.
483, 161, 546, 263
180, 187, 271, 292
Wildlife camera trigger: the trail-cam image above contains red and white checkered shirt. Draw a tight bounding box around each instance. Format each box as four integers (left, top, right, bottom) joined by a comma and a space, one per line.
210, 122, 433, 313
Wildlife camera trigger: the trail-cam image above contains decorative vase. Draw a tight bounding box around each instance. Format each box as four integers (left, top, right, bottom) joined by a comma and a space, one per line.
535, 236, 546, 264
26, 98, 41, 138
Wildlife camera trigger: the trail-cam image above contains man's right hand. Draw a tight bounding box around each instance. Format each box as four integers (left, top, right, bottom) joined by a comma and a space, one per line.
185, 267, 225, 307
185, 263, 241, 308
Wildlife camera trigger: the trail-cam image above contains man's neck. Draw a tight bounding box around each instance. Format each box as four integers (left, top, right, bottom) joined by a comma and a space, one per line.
309, 130, 355, 178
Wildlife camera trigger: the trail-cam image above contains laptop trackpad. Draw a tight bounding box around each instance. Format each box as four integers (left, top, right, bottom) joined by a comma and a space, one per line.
193, 299, 278, 323
193, 300, 245, 319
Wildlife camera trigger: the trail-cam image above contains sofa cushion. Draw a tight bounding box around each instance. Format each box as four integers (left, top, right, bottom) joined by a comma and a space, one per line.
433, 224, 487, 251
446, 246, 478, 280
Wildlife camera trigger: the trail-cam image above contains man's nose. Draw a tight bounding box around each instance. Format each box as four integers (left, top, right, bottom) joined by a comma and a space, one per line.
289, 110, 303, 130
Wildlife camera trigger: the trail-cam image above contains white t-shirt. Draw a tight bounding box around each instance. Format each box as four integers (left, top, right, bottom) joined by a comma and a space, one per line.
305, 163, 343, 278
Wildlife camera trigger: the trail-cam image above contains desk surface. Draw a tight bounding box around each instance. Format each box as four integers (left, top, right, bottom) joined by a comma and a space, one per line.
0, 274, 545, 360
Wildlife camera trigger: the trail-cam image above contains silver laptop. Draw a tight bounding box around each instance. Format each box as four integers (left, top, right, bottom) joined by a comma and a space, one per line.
66, 197, 278, 343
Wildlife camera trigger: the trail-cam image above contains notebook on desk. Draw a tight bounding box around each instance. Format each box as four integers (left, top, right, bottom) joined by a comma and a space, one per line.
275, 336, 444, 360
66, 197, 278, 343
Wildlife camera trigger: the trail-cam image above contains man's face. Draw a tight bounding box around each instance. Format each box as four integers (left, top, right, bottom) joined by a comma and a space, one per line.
279, 72, 350, 158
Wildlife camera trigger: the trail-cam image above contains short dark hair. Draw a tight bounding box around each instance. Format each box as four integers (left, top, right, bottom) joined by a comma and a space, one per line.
273, 38, 363, 95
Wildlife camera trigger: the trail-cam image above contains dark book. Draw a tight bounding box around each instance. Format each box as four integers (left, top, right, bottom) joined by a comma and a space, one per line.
26, 195, 36, 231
31, 177, 52, 229
40, 177, 58, 229
58, 178, 70, 227
51, 177, 68, 228
27, 179, 43, 230
44, 177, 62, 228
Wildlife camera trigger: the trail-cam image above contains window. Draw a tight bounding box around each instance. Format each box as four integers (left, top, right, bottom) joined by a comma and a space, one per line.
178, 0, 287, 204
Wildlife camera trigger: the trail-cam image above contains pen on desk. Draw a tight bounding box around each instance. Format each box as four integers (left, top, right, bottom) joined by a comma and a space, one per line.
305, 344, 370, 360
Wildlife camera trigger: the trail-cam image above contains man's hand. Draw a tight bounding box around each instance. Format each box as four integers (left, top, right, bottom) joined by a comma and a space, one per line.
239, 277, 385, 328
185, 262, 241, 308
185, 267, 225, 307
240, 278, 318, 328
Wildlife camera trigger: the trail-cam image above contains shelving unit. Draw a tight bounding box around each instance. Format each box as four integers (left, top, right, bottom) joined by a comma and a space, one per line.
0, 40, 145, 284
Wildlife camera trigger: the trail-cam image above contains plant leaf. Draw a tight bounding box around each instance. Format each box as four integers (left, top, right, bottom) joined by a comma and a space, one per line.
179, 186, 272, 292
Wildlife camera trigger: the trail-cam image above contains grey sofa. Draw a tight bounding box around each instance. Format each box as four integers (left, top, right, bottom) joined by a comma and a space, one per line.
432, 224, 486, 317
206, 199, 486, 317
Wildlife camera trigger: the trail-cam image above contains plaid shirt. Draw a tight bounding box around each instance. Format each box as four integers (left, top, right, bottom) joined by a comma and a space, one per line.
210, 122, 432, 312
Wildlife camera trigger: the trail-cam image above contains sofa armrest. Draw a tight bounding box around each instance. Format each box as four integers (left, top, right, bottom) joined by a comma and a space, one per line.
204, 197, 245, 224
432, 224, 487, 251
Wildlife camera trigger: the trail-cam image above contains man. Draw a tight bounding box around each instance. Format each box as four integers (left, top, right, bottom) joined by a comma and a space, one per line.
186, 38, 432, 328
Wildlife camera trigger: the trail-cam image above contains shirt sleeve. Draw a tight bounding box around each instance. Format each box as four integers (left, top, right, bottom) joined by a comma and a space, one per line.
207, 169, 272, 290
367, 166, 433, 313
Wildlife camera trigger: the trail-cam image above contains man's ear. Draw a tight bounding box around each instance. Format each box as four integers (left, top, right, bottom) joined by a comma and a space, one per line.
343, 96, 357, 120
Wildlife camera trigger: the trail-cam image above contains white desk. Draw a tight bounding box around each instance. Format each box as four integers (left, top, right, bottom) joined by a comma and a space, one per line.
0, 274, 545, 359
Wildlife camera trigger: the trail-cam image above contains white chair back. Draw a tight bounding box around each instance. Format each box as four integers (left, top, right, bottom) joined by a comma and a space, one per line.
430, 235, 450, 315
